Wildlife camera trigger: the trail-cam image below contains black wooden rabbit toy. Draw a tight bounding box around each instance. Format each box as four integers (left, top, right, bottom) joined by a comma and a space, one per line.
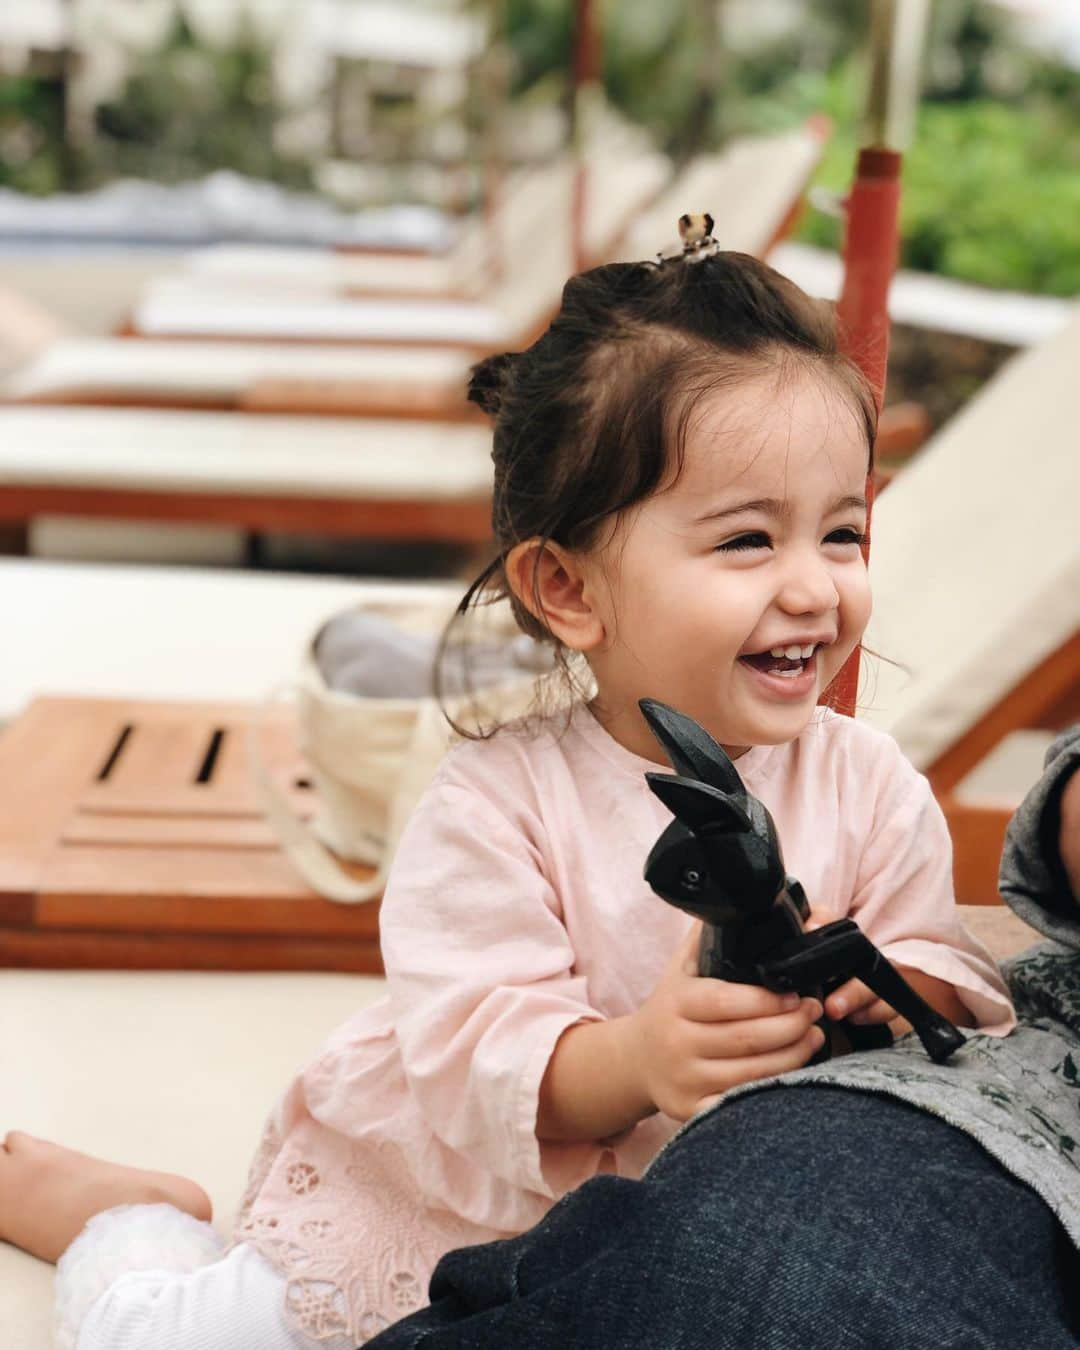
639, 698, 965, 1065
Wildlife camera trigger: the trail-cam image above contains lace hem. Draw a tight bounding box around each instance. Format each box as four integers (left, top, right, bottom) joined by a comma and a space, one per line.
236, 1135, 481, 1343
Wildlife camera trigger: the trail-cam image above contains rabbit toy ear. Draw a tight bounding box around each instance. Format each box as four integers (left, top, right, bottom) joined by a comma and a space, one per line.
639, 699, 746, 796
645, 773, 752, 835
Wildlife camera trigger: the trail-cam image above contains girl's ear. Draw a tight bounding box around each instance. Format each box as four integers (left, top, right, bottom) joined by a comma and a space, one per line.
505, 538, 606, 652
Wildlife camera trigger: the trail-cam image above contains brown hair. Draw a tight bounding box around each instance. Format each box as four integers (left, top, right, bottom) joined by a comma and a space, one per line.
439, 250, 881, 734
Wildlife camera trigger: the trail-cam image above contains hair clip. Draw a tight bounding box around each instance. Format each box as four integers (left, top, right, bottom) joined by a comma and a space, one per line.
652, 212, 721, 267
677, 212, 720, 264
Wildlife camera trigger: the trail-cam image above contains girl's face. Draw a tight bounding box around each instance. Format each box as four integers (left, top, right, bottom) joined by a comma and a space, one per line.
584, 369, 873, 763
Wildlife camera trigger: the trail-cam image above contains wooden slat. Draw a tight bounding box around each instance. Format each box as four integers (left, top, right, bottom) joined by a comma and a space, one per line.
37, 844, 377, 933
61, 813, 292, 849
77, 787, 310, 818
14, 389, 239, 412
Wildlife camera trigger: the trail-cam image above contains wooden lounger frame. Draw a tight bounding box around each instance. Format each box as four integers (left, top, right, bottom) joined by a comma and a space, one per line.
0, 484, 492, 543
12, 376, 485, 423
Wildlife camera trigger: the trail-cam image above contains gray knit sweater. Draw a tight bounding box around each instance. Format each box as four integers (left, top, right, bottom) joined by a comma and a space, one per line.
657, 727, 1080, 1245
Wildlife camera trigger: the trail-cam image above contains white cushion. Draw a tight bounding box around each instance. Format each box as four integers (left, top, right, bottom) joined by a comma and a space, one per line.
0, 969, 384, 1348
0, 406, 492, 498
859, 304, 1080, 770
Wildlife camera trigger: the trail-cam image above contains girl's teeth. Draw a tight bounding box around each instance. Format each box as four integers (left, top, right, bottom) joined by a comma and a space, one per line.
769, 644, 816, 660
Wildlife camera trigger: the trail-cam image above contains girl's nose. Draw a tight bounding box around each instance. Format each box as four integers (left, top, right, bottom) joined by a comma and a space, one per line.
777, 552, 841, 615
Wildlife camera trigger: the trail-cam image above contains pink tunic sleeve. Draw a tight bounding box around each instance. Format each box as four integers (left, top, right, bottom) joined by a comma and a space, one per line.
378, 776, 615, 1204
844, 727, 1015, 1034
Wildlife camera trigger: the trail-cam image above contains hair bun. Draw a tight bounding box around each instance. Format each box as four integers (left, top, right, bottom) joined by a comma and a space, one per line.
467, 351, 516, 418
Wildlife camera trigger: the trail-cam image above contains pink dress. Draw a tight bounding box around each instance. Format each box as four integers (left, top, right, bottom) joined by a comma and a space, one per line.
235, 703, 1014, 1342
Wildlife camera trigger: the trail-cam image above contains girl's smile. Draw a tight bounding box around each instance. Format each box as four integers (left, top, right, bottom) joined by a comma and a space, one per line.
736, 642, 825, 702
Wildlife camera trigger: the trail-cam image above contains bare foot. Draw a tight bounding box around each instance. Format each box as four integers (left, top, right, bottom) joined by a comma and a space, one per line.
0, 1132, 212, 1263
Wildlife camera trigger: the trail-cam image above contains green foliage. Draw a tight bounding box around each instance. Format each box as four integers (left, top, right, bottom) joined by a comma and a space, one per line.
89, 14, 312, 190
0, 72, 69, 195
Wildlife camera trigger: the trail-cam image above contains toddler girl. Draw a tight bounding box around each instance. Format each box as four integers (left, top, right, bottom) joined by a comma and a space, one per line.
0, 238, 1014, 1349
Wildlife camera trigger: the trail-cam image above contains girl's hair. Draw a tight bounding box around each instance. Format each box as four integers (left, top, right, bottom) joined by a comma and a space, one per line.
438, 250, 881, 735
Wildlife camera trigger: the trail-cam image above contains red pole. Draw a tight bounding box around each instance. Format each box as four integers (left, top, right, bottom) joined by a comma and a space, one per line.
822, 0, 929, 717
837, 147, 902, 411
824, 146, 902, 718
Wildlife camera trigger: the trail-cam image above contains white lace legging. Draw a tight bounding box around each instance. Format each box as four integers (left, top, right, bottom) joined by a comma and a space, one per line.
56, 1204, 356, 1350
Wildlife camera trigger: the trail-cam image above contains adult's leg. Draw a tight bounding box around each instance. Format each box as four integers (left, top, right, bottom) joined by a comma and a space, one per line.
367, 1087, 1080, 1350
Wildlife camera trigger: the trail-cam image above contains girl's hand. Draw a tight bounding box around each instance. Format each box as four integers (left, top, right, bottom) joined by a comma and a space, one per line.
824, 977, 896, 1027
803, 908, 893, 1025
623, 924, 825, 1123
805, 907, 973, 1030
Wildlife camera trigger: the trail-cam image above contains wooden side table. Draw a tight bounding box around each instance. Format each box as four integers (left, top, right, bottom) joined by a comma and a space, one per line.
0, 696, 382, 972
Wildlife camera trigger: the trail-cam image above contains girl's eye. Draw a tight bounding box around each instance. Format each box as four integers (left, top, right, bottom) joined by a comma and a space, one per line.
717, 532, 771, 552
717, 528, 866, 553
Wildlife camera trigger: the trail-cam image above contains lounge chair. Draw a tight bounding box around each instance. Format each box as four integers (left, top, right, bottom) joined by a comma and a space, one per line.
858, 302, 1080, 904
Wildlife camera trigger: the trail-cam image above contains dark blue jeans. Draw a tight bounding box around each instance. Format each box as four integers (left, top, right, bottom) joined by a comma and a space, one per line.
367, 1086, 1080, 1349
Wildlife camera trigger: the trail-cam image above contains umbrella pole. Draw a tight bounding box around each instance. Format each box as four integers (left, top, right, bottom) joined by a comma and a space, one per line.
828, 0, 929, 718
837, 146, 902, 414
826, 146, 901, 717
